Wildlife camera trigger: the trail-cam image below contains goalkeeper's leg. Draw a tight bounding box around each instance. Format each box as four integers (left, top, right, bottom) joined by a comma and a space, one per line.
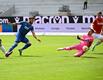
74, 50, 85, 57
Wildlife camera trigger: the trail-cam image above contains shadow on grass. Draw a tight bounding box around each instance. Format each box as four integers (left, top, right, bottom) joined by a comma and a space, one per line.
82, 56, 97, 59
0, 57, 5, 59
62, 55, 97, 59
62, 56, 70, 57
19, 55, 43, 58
92, 53, 103, 55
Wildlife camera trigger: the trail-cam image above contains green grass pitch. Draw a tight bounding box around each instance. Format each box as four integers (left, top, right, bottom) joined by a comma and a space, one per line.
0, 35, 103, 80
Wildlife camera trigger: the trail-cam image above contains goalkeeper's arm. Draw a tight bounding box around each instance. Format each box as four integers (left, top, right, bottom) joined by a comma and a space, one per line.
77, 35, 81, 40
77, 35, 89, 42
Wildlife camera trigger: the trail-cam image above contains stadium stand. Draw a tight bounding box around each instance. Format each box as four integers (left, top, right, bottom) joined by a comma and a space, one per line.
58, 5, 72, 16
0, 0, 103, 16
0, 5, 15, 16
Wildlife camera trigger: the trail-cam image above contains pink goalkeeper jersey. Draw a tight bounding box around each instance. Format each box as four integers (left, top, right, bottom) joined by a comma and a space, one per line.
80, 35, 94, 47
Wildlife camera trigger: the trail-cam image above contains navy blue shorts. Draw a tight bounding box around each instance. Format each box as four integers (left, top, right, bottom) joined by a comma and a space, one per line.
15, 34, 29, 43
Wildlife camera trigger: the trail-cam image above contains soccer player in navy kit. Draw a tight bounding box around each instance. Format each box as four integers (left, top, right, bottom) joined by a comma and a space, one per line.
5, 17, 41, 57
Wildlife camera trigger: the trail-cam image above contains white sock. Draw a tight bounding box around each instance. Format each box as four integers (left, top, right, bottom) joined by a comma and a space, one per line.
0, 46, 6, 54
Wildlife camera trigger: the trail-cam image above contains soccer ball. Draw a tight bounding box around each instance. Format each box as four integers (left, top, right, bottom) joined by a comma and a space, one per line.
82, 46, 88, 51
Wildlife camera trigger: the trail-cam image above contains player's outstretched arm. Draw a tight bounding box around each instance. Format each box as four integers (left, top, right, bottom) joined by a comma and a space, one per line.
77, 35, 81, 40
100, 26, 103, 35
77, 35, 89, 42
31, 31, 41, 42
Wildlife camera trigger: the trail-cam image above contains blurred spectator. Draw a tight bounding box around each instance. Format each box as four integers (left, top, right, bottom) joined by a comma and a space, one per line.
29, 11, 39, 16
83, 0, 88, 10
58, 5, 71, 15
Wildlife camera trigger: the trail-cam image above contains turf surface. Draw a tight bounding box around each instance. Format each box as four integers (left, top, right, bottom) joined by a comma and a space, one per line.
0, 35, 103, 80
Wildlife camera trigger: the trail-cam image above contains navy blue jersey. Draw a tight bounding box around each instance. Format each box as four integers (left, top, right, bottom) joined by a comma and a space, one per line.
17, 21, 34, 37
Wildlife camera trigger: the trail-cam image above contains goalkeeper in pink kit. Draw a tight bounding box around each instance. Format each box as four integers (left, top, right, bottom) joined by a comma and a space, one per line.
57, 30, 94, 57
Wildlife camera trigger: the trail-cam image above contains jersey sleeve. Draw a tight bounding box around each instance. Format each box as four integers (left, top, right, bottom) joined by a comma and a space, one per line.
19, 21, 24, 25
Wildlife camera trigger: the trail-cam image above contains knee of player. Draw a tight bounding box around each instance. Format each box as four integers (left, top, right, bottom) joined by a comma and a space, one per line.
28, 43, 32, 46
82, 46, 88, 51
14, 42, 19, 46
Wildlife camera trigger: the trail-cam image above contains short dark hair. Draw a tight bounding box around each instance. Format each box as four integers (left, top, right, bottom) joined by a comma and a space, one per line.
97, 12, 102, 15
29, 16, 35, 19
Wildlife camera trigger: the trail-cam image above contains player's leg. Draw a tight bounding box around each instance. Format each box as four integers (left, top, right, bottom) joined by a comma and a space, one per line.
92, 34, 103, 51
92, 40, 102, 51
57, 46, 74, 51
18, 37, 31, 56
0, 39, 6, 54
57, 47, 65, 51
8, 35, 21, 53
5, 42, 19, 57
9, 42, 19, 52
74, 50, 85, 57
19, 42, 31, 51
18, 42, 31, 56
57, 44, 80, 51
5, 36, 20, 57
